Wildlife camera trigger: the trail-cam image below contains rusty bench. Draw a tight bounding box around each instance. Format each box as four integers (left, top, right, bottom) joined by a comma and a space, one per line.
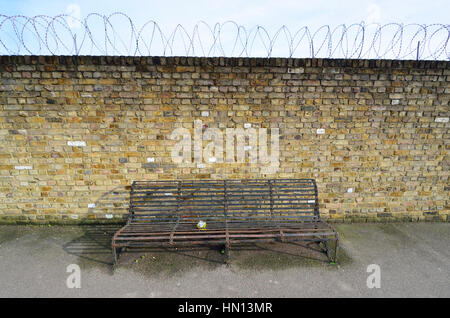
112, 179, 339, 265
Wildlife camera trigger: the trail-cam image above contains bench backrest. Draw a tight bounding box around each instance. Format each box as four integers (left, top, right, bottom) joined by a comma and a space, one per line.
129, 179, 320, 223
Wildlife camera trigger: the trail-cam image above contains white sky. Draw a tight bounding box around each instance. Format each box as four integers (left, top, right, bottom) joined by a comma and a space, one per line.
0, 0, 448, 59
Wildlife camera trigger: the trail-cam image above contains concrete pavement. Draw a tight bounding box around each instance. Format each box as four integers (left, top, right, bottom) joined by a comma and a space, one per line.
0, 223, 448, 297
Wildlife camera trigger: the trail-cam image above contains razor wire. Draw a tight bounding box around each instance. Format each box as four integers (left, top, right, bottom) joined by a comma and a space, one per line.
0, 12, 448, 60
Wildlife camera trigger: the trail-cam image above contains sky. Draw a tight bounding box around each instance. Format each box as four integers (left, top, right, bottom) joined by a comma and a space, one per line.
0, 0, 448, 59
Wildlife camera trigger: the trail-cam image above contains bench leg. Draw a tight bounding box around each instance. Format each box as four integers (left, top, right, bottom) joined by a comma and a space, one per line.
324, 241, 331, 261
112, 244, 122, 267
112, 246, 118, 266
318, 239, 329, 259
334, 238, 339, 263
323, 239, 339, 263
224, 245, 231, 264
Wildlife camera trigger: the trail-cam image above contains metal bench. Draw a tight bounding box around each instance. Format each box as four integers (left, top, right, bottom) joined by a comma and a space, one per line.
112, 179, 339, 265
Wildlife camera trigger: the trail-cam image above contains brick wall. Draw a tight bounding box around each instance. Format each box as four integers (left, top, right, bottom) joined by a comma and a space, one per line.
0, 56, 449, 223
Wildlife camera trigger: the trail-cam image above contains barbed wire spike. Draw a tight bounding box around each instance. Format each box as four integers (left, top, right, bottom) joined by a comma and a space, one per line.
0, 13, 448, 60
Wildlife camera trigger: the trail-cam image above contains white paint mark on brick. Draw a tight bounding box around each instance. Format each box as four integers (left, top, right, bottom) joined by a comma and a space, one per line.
164, 193, 173, 196
391, 99, 400, 105
14, 165, 32, 170
329, 68, 340, 74
308, 200, 316, 204
71, 214, 79, 219
201, 111, 209, 117
347, 188, 354, 193
244, 123, 251, 128
244, 145, 252, 150
197, 163, 205, 168
67, 141, 86, 147
146, 157, 155, 162
105, 214, 113, 219
208, 157, 217, 163
435, 117, 449, 123
288, 67, 304, 74
316, 128, 325, 134
88, 203, 95, 208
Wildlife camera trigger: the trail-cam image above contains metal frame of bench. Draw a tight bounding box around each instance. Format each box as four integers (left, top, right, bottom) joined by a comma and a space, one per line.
112, 179, 339, 265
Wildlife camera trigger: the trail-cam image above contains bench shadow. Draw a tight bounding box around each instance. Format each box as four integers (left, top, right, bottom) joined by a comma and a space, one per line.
62, 224, 121, 268
62, 186, 129, 271
231, 241, 333, 270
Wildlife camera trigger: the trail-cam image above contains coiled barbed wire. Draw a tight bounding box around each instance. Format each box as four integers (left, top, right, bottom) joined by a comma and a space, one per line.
0, 13, 448, 60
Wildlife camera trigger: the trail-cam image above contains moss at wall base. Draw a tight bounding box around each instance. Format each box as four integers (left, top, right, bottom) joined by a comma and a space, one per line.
0, 214, 447, 225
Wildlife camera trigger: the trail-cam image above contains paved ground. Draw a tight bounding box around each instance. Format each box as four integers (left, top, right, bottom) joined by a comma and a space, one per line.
0, 223, 449, 297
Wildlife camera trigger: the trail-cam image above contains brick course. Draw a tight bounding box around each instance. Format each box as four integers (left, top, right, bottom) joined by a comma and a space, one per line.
0, 56, 449, 223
